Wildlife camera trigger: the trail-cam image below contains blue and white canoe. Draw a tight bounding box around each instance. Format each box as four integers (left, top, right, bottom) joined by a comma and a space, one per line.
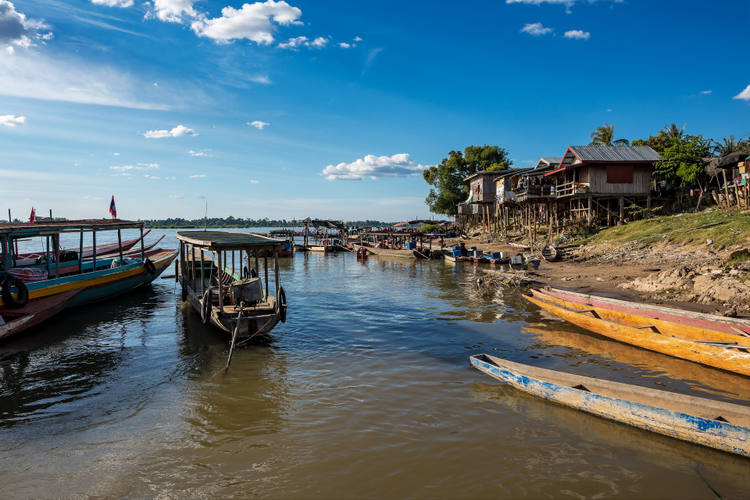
470, 354, 750, 457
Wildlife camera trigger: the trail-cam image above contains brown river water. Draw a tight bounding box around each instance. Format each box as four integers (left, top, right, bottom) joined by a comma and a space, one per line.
1, 229, 749, 498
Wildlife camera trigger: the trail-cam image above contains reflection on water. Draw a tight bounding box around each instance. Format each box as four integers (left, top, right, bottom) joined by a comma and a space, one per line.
1, 234, 749, 497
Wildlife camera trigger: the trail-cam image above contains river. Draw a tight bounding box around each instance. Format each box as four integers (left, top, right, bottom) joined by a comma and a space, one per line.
1, 228, 749, 498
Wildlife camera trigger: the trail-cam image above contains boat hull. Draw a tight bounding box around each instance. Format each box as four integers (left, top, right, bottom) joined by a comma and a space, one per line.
358, 245, 416, 259
470, 354, 750, 457
523, 293, 750, 376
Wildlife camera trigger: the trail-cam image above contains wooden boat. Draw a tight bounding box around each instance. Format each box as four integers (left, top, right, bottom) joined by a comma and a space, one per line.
412, 248, 442, 259
444, 254, 464, 263
267, 230, 295, 257
0, 289, 81, 341
1, 220, 177, 340
359, 245, 416, 259
176, 231, 287, 346
537, 287, 750, 337
470, 353, 750, 457
308, 244, 334, 253
524, 291, 750, 376
9, 229, 151, 266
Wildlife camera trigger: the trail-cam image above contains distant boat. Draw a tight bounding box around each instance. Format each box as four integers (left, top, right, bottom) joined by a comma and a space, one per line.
524, 288, 750, 376
470, 353, 750, 457
357, 245, 416, 259
0, 289, 81, 341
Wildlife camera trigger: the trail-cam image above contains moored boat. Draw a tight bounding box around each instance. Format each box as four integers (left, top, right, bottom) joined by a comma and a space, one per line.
358, 244, 416, 259
0, 289, 81, 341
267, 229, 295, 257
470, 353, 750, 457
523, 290, 750, 376
176, 231, 287, 345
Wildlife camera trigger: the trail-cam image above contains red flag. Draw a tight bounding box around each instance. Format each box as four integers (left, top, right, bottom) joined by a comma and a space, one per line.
29, 207, 36, 223
109, 196, 117, 218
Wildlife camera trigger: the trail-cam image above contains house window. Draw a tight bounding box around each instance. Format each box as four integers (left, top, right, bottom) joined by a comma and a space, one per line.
606, 165, 634, 183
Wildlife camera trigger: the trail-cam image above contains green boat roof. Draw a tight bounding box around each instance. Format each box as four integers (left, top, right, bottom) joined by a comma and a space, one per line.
176, 231, 284, 250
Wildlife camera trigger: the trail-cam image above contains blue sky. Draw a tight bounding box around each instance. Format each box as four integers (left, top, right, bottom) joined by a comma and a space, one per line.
1, 0, 748, 221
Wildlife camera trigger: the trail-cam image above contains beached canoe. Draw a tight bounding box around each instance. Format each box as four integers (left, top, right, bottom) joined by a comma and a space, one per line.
359, 245, 416, 259
537, 287, 750, 337
523, 291, 750, 376
530, 288, 750, 347
444, 254, 464, 263
470, 353, 750, 457
0, 289, 81, 341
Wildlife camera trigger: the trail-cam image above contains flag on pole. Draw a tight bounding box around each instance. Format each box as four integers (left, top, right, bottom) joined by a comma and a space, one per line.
109, 196, 117, 218
29, 207, 36, 223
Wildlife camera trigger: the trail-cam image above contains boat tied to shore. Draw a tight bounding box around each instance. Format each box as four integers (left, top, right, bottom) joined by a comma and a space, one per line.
176, 231, 288, 367
470, 353, 750, 457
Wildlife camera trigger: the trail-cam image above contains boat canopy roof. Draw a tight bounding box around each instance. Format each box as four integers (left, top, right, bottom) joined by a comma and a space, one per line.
176, 231, 284, 250
0, 219, 143, 238
268, 229, 295, 236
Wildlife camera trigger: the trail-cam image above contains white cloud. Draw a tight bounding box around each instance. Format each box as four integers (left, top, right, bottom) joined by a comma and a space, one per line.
188, 149, 211, 156
322, 153, 429, 181
0, 51, 167, 109
700, 90, 712, 95
144, 124, 196, 138
520, 22, 552, 36
338, 42, 351, 48
138, 162, 159, 168
109, 163, 158, 172
250, 178, 259, 184
164, 176, 176, 180
733, 84, 750, 101
191, 0, 302, 44
250, 74, 272, 84
353, 36, 362, 42
0, 114, 26, 127
169, 194, 184, 199
564, 29, 590, 40
149, 0, 198, 23
248, 120, 269, 130
91, 0, 134, 7
278, 35, 328, 49
189, 173, 206, 178
113, 152, 120, 156
144, 174, 160, 180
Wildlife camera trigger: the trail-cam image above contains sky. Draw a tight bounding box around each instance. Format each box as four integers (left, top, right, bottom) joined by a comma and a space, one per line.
0, 0, 749, 222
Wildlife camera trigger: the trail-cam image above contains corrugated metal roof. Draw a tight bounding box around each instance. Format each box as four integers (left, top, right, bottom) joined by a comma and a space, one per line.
535, 157, 562, 169
569, 145, 659, 162
176, 231, 284, 249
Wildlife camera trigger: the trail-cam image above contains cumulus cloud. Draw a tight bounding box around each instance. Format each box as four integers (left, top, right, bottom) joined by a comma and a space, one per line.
191, 0, 302, 44
148, 0, 198, 23
353, 36, 362, 42
248, 120, 269, 129
250, 74, 272, 84
250, 178, 259, 184
189, 173, 207, 178
188, 149, 210, 156
144, 124, 196, 138
0, 114, 26, 127
564, 29, 590, 40
733, 84, 750, 101
91, 0, 134, 7
339, 42, 351, 48
520, 22, 552, 36
278, 35, 327, 49
0, 0, 47, 49
109, 163, 158, 172
144, 174, 160, 180
700, 90, 712, 95
322, 153, 429, 181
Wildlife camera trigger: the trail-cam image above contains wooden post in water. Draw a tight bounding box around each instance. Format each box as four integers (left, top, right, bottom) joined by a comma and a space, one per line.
92, 231, 97, 272
264, 256, 269, 299
54, 234, 59, 279
117, 228, 124, 265
78, 230, 83, 273
140, 226, 145, 261
199, 249, 204, 294
217, 250, 223, 307
7, 209, 10, 223
274, 249, 279, 299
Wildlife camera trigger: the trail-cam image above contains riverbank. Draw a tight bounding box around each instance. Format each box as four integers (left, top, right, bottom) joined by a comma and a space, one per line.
450, 208, 750, 316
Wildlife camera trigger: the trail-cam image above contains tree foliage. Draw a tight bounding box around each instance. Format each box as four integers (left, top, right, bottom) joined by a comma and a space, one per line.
652, 134, 711, 187
423, 145, 512, 216
589, 124, 629, 146
713, 135, 750, 156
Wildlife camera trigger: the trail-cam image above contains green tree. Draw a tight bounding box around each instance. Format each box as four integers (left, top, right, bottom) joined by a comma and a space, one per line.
423, 145, 512, 216
589, 124, 629, 146
662, 123, 685, 142
713, 135, 750, 156
653, 134, 711, 187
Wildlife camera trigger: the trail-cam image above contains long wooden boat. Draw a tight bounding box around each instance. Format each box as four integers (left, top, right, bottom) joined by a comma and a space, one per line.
523, 292, 750, 376
308, 244, 334, 253
176, 232, 287, 344
358, 245, 416, 259
0, 289, 81, 341
530, 288, 750, 347
470, 353, 750, 457
537, 287, 750, 337
444, 254, 464, 263
11, 230, 151, 266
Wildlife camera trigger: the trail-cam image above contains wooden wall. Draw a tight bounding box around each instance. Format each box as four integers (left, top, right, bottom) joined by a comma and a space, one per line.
587, 164, 650, 195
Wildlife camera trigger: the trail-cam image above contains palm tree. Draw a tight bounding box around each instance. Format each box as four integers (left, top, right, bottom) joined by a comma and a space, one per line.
662, 123, 685, 142
589, 124, 629, 146
712, 135, 750, 156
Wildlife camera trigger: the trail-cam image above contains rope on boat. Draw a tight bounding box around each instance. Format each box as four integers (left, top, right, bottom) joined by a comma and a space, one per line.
224, 301, 245, 372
